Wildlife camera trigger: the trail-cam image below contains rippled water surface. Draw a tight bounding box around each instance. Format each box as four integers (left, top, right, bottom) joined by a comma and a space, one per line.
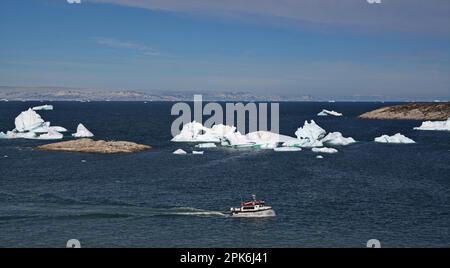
0, 101, 449, 247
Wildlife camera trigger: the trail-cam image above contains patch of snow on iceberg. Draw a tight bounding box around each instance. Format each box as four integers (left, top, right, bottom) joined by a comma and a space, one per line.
312, 147, 338, 154
321, 132, 356, 146
173, 149, 187, 155
413, 118, 450, 131
32, 104, 53, 111
72, 123, 94, 138
374, 133, 415, 144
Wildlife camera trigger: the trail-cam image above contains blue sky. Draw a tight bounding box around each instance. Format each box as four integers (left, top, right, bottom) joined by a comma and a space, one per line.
0, 0, 449, 99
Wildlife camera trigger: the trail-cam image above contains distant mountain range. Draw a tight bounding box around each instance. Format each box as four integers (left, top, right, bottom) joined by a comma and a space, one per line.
0, 86, 313, 101
0, 86, 447, 102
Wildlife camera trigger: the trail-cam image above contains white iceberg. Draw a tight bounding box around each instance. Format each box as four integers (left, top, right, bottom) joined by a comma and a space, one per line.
32, 104, 53, 111
317, 109, 343, 116
273, 147, 302, 152
173, 149, 187, 155
171, 120, 348, 152
374, 133, 415, 144
0, 108, 68, 140
321, 132, 356, 146
312, 147, 338, 154
192, 150, 204, 155
195, 143, 217, 148
14, 108, 45, 132
316, 155, 324, 159
171, 121, 219, 143
413, 118, 450, 131
284, 120, 326, 148
72, 123, 94, 138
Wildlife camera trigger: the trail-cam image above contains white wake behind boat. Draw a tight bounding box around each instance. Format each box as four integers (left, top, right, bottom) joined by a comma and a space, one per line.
230, 195, 276, 218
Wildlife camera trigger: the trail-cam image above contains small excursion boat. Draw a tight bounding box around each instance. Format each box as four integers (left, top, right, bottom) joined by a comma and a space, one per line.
230, 194, 276, 217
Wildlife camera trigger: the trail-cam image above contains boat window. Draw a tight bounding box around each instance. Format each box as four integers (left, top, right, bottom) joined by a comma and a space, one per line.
243, 206, 254, 210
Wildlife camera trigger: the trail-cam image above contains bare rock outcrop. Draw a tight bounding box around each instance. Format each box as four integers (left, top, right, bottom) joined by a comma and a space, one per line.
359, 102, 450, 120
36, 138, 151, 154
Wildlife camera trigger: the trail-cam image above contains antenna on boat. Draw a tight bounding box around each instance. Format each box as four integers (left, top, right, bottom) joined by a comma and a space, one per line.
252, 194, 256, 201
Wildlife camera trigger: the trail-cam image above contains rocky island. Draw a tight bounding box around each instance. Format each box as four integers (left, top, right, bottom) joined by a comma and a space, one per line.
36, 138, 151, 154
359, 102, 450, 120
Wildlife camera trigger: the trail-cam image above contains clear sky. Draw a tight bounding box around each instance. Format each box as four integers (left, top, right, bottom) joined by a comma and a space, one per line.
0, 0, 449, 99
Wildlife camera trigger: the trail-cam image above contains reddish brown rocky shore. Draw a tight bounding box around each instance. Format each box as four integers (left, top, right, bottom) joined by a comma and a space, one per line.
359, 102, 450, 120
36, 138, 151, 154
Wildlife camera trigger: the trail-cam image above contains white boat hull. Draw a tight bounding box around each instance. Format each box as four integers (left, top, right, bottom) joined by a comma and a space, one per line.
230, 208, 276, 218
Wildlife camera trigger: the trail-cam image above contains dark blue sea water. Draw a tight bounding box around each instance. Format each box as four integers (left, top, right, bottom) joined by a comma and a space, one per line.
0, 101, 449, 247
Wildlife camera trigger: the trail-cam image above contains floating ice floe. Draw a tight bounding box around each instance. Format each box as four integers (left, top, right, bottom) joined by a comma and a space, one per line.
413, 118, 450, 131
321, 132, 356, 146
173, 149, 187, 155
32, 104, 53, 111
72, 123, 94, 138
317, 109, 343, 116
311, 147, 338, 154
273, 147, 302, 152
374, 133, 415, 144
192, 151, 204, 155
195, 143, 217, 148
316, 155, 324, 159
